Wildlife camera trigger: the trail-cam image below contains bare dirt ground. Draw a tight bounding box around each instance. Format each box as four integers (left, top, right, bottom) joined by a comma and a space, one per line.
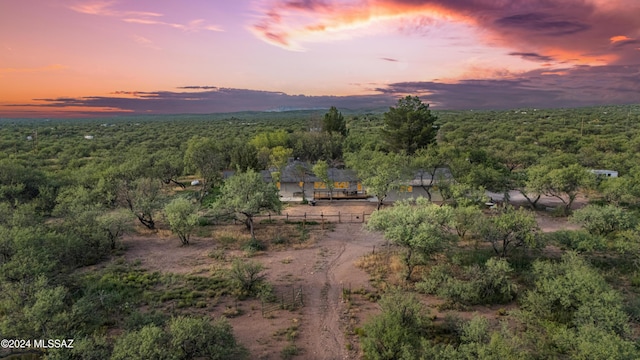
246, 220, 385, 359
123, 201, 382, 359
121, 200, 582, 359
535, 212, 581, 233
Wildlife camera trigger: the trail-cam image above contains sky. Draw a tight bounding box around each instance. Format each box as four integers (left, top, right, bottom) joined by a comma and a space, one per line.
1, 0, 639, 117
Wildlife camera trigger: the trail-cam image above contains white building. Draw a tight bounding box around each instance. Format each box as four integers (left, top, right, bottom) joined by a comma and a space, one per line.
590, 169, 618, 178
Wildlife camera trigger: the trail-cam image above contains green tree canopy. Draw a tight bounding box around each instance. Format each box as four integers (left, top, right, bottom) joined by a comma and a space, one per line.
367, 197, 455, 280
249, 130, 289, 150
520, 252, 630, 337
411, 147, 450, 202
570, 204, 636, 237
361, 291, 432, 360
345, 149, 410, 209
322, 106, 347, 136
164, 197, 199, 245
118, 177, 163, 230
168, 316, 247, 360
97, 209, 132, 249
312, 160, 334, 201
183, 136, 226, 199
150, 149, 185, 188
526, 163, 595, 214
382, 96, 438, 154
213, 169, 281, 240
479, 206, 541, 257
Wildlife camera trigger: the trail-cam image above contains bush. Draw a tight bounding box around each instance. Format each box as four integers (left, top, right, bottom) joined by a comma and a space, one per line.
229, 258, 268, 298
281, 344, 300, 359
197, 217, 211, 226
243, 237, 266, 252
361, 291, 431, 360
272, 234, 287, 245
570, 204, 636, 237
47, 335, 112, 360
111, 316, 248, 360
545, 230, 606, 252
124, 310, 167, 331
469, 257, 518, 304
417, 258, 517, 305
520, 252, 629, 335
416, 264, 452, 295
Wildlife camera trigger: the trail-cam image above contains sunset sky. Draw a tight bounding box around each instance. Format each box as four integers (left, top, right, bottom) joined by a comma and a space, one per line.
1, 0, 639, 117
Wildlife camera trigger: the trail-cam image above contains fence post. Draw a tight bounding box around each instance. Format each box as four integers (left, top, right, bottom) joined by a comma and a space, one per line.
268, 213, 271, 222
338, 212, 341, 223
286, 213, 289, 222
362, 212, 365, 223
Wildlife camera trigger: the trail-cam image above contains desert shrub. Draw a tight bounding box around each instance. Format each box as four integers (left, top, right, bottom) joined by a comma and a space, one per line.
624, 295, 640, 322
459, 316, 489, 344
570, 204, 636, 237
296, 223, 310, 242
110, 325, 168, 360
360, 291, 432, 360
124, 310, 167, 331
111, 316, 247, 360
545, 230, 606, 252
229, 258, 268, 298
520, 252, 629, 336
272, 234, 287, 245
197, 216, 211, 226
416, 264, 452, 295
46, 335, 112, 360
417, 258, 517, 305
243, 237, 266, 252
281, 344, 300, 359
168, 316, 247, 360
470, 257, 518, 304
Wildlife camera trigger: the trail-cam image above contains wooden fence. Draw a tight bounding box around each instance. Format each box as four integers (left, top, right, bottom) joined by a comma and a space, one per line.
261, 286, 304, 317
202, 211, 370, 226
255, 211, 370, 224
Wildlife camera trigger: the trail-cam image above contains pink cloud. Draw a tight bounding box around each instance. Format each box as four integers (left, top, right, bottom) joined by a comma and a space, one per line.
250, 0, 640, 66
70, 1, 223, 32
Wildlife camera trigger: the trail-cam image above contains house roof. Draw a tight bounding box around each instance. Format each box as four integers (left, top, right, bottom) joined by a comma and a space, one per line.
279, 160, 359, 183
407, 168, 454, 186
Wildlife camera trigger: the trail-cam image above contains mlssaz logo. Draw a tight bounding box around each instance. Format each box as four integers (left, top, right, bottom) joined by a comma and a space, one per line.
34, 339, 74, 349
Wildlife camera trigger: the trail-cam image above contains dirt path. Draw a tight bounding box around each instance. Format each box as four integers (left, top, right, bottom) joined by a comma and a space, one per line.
294, 223, 383, 359
251, 222, 383, 359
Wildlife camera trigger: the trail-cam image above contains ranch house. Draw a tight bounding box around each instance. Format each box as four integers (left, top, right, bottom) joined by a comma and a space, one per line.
277, 160, 368, 201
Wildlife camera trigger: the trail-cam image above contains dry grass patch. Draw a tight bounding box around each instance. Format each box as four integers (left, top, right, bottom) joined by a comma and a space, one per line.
355, 249, 426, 289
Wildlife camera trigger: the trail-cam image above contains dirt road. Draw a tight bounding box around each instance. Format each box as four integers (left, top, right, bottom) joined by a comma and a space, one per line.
248, 222, 384, 359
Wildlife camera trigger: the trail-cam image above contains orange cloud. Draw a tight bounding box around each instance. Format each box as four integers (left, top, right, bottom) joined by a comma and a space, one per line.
610, 35, 633, 43
249, 0, 473, 50
251, 0, 640, 67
